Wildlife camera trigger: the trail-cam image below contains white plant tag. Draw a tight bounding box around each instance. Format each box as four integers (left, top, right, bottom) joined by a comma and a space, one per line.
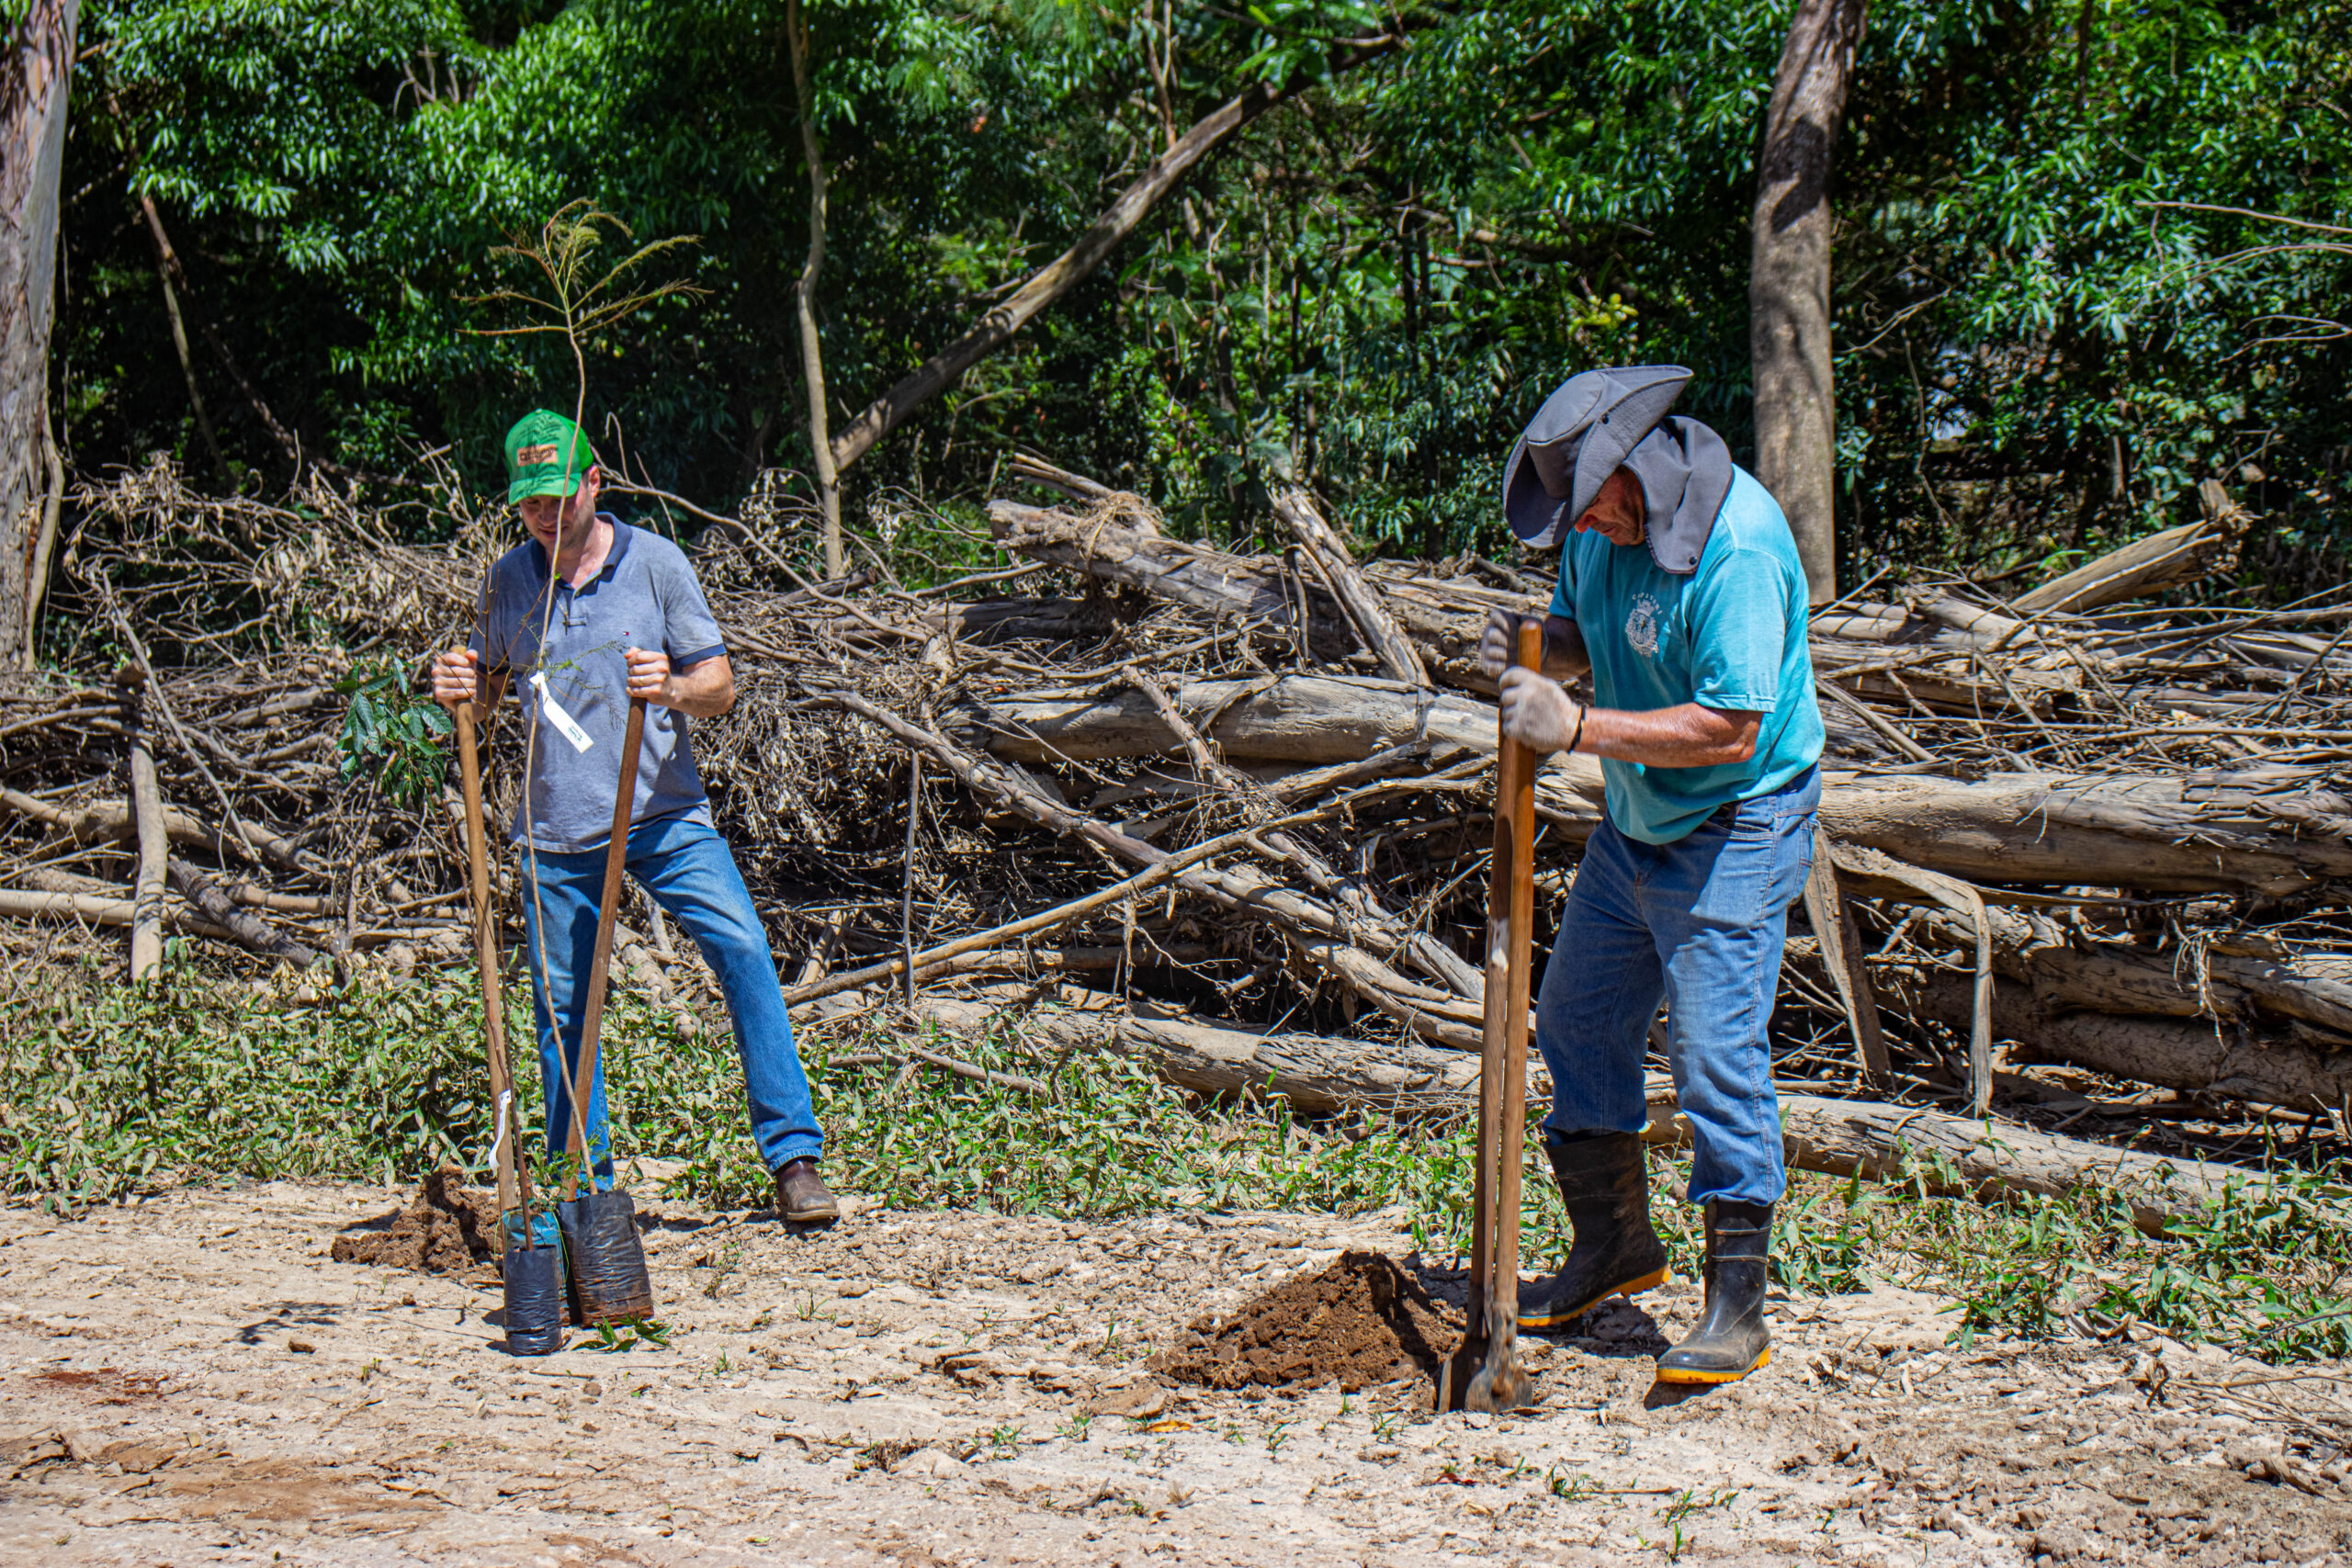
528, 671, 594, 753
488, 1089, 513, 1179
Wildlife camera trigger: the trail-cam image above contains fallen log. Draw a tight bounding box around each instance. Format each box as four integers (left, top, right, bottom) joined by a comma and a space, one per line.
1896, 970, 2352, 1114
1272, 488, 1428, 686
989, 492, 2083, 715
985, 500, 1353, 652
964, 675, 2352, 893
122, 678, 166, 980
0, 886, 240, 943
823, 689, 1490, 1049
2010, 479, 2248, 615
1639, 1087, 2231, 1237
1110, 1008, 1487, 1112
1907, 903, 2352, 1041
166, 858, 321, 966
1, 787, 329, 882
959, 672, 1498, 766
910, 995, 2237, 1235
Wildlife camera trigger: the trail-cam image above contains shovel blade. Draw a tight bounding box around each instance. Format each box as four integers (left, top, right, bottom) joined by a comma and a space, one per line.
1464, 1306, 1536, 1413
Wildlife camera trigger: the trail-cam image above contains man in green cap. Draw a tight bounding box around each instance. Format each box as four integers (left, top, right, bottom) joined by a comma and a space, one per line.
432, 410, 840, 1224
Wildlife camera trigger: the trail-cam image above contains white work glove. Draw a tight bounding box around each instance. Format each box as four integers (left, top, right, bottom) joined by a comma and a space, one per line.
1498, 667, 1585, 756
1477, 608, 1545, 681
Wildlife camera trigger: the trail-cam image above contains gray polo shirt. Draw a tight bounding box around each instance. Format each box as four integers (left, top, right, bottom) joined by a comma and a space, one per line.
470, 516, 727, 853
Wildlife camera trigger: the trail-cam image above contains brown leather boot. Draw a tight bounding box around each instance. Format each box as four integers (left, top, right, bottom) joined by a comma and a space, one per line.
773, 1158, 841, 1224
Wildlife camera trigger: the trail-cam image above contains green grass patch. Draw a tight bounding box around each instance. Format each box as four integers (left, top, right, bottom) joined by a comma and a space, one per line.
5, 962, 2348, 1362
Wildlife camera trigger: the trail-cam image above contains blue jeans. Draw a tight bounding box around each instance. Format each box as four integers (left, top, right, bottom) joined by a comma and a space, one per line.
1533, 766, 1819, 1208
516, 814, 823, 1188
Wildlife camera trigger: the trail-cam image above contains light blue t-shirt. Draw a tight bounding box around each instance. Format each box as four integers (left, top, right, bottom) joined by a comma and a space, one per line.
1547, 466, 1823, 844
470, 516, 728, 853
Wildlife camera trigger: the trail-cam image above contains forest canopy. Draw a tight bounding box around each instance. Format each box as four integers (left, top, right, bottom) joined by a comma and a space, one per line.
50, 0, 2352, 588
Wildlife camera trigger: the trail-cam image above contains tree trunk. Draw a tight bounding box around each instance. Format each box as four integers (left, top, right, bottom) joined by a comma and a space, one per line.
140, 197, 227, 478
0, 0, 80, 663
785, 0, 843, 577
1750, 0, 1865, 605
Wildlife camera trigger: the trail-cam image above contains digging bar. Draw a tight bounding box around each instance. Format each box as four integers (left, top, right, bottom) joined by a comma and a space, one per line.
564, 694, 648, 1199
1464, 618, 1541, 1413
456, 699, 526, 1230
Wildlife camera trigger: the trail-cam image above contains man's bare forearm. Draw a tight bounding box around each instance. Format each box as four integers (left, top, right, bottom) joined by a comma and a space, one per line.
662, 655, 735, 718
1540, 615, 1591, 680
1581, 703, 1760, 768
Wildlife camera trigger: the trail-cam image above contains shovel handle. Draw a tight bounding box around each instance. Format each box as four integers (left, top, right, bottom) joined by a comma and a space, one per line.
1489, 620, 1542, 1322
565, 694, 649, 1198
1469, 621, 1542, 1398
457, 701, 521, 1223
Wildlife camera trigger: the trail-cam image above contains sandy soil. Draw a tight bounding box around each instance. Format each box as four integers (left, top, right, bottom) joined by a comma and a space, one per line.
2, 1180, 2348, 1567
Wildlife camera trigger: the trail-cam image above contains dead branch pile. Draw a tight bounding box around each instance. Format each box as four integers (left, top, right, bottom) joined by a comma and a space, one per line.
7, 453, 2350, 1207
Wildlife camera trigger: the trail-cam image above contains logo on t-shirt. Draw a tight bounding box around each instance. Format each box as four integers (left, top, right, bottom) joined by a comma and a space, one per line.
1625, 592, 1663, 659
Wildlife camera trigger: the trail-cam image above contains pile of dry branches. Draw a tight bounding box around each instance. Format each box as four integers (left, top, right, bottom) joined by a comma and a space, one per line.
7, 453, 2350, 1209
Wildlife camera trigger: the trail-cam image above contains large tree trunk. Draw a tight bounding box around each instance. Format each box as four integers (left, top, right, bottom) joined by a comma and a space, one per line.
1750, 0, 1865, 605
785, 0, 843, 578
0, 0, 80, 664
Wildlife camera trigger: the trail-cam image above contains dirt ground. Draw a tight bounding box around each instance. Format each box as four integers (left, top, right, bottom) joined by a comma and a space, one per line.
3, 1179, 2350, 1567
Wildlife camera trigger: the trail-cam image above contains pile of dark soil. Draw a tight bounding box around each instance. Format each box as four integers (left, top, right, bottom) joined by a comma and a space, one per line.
1148, 1250, 1463, 1392
330, 1168, 499, 1275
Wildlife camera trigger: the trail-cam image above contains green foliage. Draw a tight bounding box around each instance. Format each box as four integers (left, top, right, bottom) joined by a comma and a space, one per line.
589, 1316, 673, 1352
334, 659, 452, 805
55, 0, 2352, 589
1770, 1179, 1877, 1297
0, 959, 488, 1207
10, 964, 2349, 1364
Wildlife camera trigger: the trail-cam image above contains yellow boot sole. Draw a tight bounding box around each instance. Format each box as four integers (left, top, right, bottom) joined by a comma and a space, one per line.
1653, 1346, 1770, 1385
1516, 1266, 1668, 1331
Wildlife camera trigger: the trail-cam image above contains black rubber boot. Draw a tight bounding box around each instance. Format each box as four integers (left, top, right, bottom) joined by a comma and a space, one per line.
1655, 1199, 1773, 1384
1516, 1132, 1669, 1331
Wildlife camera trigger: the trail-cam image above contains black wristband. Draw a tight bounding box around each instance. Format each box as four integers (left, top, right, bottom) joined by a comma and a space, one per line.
1567, 709, 1587, 755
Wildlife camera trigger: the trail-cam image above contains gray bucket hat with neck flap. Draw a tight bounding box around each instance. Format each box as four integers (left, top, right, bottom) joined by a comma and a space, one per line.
1500, 364, 1735, 574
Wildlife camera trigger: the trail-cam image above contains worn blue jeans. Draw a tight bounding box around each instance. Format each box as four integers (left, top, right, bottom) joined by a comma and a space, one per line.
516, 814, 822, 1189
1533, 766, 1819, 1208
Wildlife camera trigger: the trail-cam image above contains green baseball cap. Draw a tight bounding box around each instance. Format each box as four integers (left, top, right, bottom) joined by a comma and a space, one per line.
503, 409, 598, 503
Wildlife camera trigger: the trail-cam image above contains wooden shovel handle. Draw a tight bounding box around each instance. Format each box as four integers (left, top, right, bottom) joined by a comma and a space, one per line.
456, 701, 521, 1221
1470, 620, 1545, 1334
1489, 620, 1543, 1322
564, 695, 649, 1197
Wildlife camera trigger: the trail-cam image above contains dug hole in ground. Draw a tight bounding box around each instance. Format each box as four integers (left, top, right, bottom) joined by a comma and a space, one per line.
4, 1166, 2349, 1568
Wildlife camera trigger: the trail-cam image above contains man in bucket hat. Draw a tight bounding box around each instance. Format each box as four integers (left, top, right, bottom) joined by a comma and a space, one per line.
1478, 365, 1823, 1385
430, 409, 841, 1227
